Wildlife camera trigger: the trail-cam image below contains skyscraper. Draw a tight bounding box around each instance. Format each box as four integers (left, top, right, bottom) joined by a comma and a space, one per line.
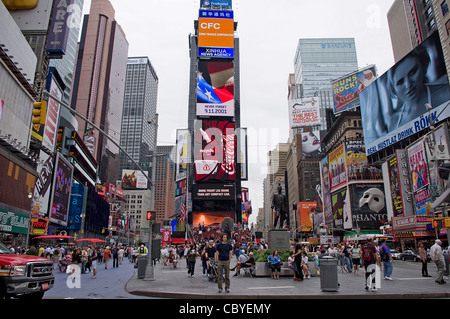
291, 38, 358, 134
118, 57, 158, 180
70, 0, 129, 184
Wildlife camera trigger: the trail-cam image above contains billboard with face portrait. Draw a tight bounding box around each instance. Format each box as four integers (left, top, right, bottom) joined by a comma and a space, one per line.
360, 32, 450, 156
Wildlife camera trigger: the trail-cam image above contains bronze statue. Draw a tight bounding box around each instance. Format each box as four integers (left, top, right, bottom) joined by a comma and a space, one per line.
272, 184, 287, 229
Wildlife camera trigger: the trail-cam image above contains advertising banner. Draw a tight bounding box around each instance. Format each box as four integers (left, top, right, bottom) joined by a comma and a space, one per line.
297, 202, 317, 232
360, 32, 450, 156
192, 211, 233, 227
0, 210, 29, 235
200, 0, 232, 10
300, 131, 321, 156
407, 140, 429, 193
63, 183, 84, 230
49, 153, 74, 226
46, 0, 79, 57
395, 149, 415, 217
31, 154, 54, 218
175, 129, 189, 182
331, 188, 349, 229
329, 144, 347, 192
192, 183, 235, 200
345, 140, 382, 181
349, 183, 388, 230
198, 10, 234, 58
197, 61, 234, 117
121, 169, 149, 189
386, 155, 404, 218
289, 98, 320, 128
319, 156, 333, 225
331, 65, 376, 114
194, 120, 236, 182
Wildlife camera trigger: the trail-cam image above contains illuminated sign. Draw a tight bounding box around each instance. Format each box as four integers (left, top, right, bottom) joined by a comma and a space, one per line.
198, 10, 234, 58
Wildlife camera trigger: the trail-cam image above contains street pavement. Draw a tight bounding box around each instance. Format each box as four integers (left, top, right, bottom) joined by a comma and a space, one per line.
125, 258, 450, 299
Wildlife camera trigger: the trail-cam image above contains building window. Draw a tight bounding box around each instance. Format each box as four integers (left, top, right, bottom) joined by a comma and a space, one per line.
442, 1, 449, 16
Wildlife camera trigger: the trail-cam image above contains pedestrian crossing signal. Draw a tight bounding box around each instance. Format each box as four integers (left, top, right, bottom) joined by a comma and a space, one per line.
147, 210, 156, 221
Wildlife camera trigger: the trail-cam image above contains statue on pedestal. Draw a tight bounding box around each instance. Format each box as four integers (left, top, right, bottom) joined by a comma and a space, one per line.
271, 184, 287, 229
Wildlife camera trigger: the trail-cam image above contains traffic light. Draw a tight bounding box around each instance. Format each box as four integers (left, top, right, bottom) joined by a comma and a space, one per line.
32, 101, 47, 125
147, 210, 156, 221
432, 218, 444, 229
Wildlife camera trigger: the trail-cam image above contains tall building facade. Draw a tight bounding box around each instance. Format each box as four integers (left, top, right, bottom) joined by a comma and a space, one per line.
154, 146, 175, 223
118, 57, 158, 180
388, 0, 438, 62
70, 0, 129, 184
291, 38, 358, 134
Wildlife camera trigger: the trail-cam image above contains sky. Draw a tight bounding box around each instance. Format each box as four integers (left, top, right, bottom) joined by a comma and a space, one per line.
82, 0, 396, 225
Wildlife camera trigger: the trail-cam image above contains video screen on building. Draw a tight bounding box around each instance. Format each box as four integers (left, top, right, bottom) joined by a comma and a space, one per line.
194, 120, 236, 182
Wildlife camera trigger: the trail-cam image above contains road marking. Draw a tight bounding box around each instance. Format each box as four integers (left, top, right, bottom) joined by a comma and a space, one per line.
395, 277, 431, 280
248, 286, 295, 290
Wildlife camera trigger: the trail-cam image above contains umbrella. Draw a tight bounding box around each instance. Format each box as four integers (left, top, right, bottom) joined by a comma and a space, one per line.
34, 235, 74, 239
75, 238, 107, 243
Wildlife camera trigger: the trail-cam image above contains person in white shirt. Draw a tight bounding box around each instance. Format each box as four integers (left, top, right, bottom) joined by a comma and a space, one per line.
430, 239, 446, 284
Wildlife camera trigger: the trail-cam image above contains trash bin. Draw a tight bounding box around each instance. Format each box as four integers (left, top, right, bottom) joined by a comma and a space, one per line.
318, 257, 339, 292
137, 255, 148, 279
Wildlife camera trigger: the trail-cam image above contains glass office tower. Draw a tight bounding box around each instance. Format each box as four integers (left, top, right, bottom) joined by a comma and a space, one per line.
118, 57, 158, 182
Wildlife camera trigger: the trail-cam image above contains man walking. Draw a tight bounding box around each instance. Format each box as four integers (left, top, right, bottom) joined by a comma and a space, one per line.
379, 239, 393, 280
430, 239, 446, 285
215, 233, 233, 293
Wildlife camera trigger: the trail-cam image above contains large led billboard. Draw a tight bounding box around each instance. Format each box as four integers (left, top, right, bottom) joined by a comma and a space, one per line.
194, 120, 236, 182
49, 153, 74, 226
360, 32, 450, 156
198, 10, 234, 58
197, 61, 234, 117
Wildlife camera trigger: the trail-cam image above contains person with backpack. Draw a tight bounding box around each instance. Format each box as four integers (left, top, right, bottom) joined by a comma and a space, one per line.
360, 238, 381, 292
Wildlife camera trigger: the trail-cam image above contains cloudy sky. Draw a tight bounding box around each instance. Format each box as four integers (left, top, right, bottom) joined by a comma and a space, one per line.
82, 0, 396, 225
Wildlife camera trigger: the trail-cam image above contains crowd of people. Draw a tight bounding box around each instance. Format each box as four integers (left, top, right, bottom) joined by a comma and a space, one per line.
3, 227, 448, 292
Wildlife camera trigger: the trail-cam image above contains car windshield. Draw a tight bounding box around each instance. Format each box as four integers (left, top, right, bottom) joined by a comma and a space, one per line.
0, 242, 12, 254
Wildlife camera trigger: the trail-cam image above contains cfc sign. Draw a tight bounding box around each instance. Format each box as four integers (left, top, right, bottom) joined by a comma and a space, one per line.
198, 10, 234, 58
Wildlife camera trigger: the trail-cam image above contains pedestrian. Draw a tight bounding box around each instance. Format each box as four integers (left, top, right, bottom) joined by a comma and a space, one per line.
293, 244, 304, 281
379, 239, 393, 280
288, 251, 299, 280
343, 242, 353, 273
103, 246, 111, 269
301, 251, 311, 279
90, 246, 98, 279
430, 239, 446, 285
112, 245, 119, 268
81, 246, 89, 274
187, 244, 198, 277
418, 241, 431, 277
215, 233, 233, 293
118, 246, 124, 265
351, 244, 361, 275
267, 249, 281, 279
360, 238, 381, 292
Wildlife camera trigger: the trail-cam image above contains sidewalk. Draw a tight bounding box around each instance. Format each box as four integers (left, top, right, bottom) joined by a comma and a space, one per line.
125, 258, 450, 299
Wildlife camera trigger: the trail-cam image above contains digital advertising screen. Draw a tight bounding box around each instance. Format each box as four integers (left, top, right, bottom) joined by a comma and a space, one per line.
198, 10, 234, 58
49, 153, 74, 226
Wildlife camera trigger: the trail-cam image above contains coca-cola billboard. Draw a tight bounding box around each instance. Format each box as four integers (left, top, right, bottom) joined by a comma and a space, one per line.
194, 120, 236, 182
